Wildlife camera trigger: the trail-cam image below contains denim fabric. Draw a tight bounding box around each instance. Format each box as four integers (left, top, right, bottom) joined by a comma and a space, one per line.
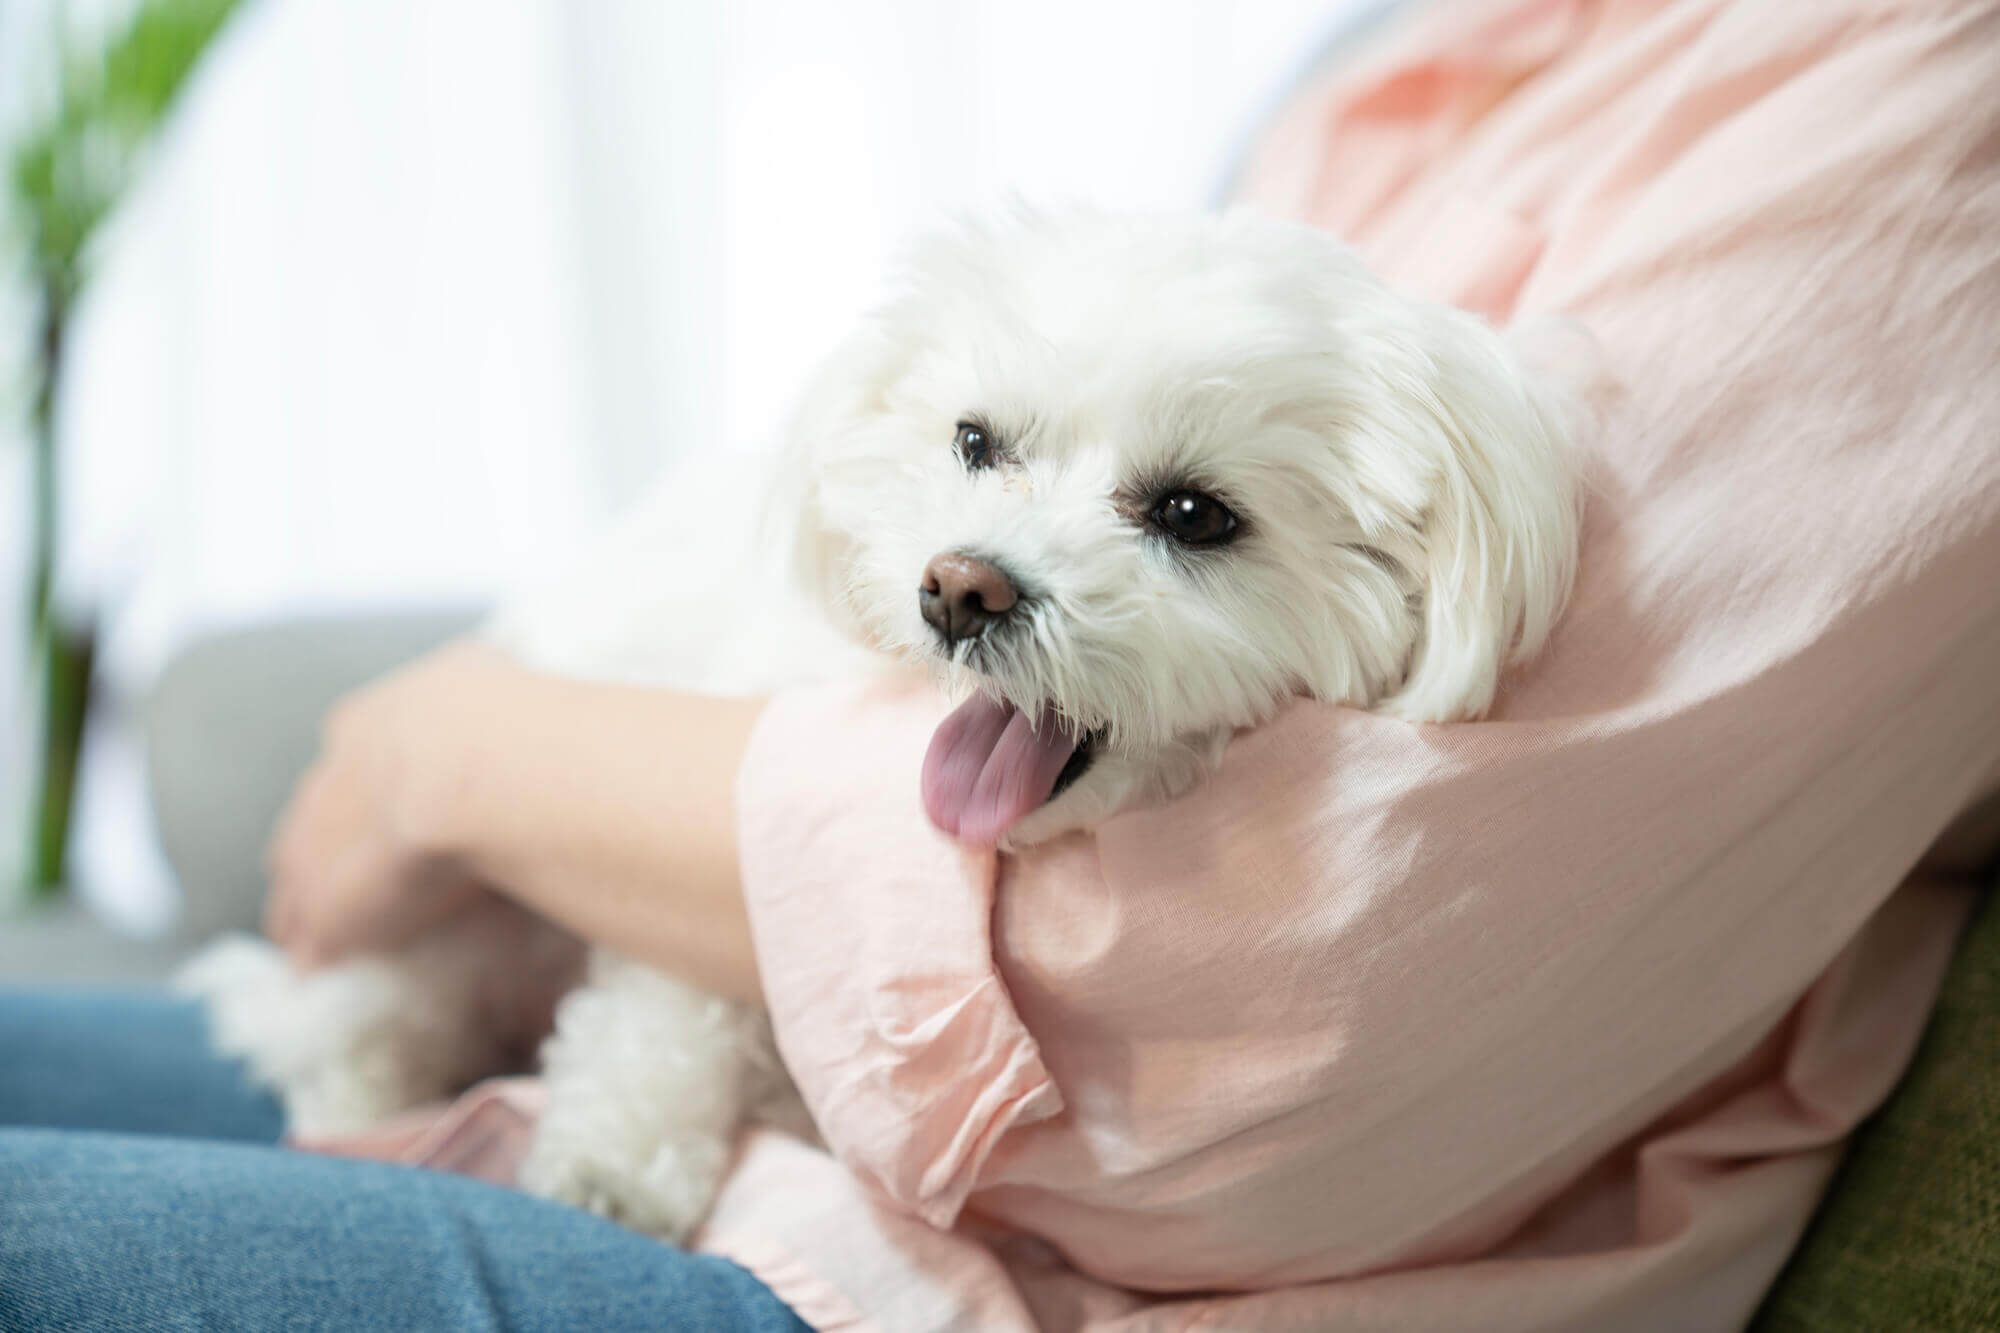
0, 989, 812, 1333
0, 988, 286, 1142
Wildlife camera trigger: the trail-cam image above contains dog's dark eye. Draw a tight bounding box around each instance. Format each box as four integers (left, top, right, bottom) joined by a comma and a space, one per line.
954, 421, 996, 471
1150, 490, 1238, 546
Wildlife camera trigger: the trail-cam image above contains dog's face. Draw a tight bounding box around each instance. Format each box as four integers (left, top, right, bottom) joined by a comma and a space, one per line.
783, 211, 1580, 845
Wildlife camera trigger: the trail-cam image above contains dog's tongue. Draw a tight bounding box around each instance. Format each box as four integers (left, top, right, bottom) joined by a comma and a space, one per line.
922, 694, 1079, 844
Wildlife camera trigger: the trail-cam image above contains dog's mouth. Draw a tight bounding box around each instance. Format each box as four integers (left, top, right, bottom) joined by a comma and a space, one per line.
920, 694, 1099, 844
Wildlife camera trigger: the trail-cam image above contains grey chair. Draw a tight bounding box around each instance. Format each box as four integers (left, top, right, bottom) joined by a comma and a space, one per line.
0, 611, 475, 983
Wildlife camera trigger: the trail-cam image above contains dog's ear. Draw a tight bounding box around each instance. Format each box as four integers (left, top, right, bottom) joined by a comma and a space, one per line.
762, 317, 919, 638
1379, 312, 1590, 722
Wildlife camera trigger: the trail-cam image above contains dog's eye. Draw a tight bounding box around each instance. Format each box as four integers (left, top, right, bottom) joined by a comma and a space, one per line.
1150, 490, 1239, 546
954, 421, 996, 471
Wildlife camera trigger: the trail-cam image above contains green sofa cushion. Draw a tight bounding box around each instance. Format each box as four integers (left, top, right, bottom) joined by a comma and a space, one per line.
1753, 888, 1999, 1330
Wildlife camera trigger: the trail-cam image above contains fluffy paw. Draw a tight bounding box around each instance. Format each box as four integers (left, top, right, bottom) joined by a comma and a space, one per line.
517, 1133, 725, 1242
173, 933, 466, 1136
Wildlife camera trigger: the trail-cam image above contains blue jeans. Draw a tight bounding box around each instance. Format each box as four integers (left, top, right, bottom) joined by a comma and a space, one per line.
0, 988, 812, 1332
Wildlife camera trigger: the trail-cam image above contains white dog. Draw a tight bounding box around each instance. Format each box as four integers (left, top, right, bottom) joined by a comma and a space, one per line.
181, 209, 1585, 1241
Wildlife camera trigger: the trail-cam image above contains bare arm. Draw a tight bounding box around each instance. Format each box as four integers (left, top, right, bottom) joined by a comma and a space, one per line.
263, 638, 769, 1004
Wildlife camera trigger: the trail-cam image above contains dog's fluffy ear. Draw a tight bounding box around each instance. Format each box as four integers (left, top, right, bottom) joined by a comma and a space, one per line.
762, 317, 918, 638
1377, 311, 1589, 722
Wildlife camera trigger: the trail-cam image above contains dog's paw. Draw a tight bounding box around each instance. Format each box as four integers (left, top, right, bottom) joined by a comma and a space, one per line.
173, 933, 464, 1136
517, 1131, 728, 1242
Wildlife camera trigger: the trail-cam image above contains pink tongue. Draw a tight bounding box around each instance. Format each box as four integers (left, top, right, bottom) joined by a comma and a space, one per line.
922, 694, 1080, 844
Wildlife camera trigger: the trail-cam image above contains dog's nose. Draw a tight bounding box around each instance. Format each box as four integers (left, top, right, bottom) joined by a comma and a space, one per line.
920, 553, 1018, 643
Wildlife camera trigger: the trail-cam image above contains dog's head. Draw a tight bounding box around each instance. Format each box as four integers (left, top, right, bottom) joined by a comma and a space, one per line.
781, 210, 1582, 844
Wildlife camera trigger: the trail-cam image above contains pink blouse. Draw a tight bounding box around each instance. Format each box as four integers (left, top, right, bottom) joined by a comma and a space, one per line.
315, 2, 2000, 1329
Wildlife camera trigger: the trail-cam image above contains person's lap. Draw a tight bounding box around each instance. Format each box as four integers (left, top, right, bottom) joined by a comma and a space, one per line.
0, 986, 286, 1141
0, 988, 809, 1333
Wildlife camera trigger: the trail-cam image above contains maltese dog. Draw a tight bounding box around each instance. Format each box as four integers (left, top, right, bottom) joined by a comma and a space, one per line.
181, 209, 1585, 1241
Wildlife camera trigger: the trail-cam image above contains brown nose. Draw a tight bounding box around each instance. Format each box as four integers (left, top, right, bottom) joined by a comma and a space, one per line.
920, 553, 1018, 643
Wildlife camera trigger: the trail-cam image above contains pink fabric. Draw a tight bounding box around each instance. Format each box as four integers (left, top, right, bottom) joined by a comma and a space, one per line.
319, 2, 2000, 1329
300, 1079, 544, 1181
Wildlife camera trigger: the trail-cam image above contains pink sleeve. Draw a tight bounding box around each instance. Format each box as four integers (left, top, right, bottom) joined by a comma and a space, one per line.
735, 679, 1061, 1230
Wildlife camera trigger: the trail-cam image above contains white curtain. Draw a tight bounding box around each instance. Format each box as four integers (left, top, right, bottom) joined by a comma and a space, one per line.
45, 0, 1356, 927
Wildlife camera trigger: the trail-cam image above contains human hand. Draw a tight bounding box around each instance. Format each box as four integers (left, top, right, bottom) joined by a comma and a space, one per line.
263, 641, 498, 968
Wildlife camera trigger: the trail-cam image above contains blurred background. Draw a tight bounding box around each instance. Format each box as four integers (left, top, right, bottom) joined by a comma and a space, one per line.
1, 0, 1370, 964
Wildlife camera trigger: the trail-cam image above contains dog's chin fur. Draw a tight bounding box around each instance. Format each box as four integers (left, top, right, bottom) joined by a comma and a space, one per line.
181, 207, 1587, 1243
1002, 732, 1219, 848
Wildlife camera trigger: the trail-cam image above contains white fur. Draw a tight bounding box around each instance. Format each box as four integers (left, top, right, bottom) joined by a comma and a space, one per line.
181, 209, 1584, 1239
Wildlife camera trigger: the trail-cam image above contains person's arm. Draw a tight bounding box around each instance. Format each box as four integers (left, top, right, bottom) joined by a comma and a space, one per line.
262, 638, 770, 1005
